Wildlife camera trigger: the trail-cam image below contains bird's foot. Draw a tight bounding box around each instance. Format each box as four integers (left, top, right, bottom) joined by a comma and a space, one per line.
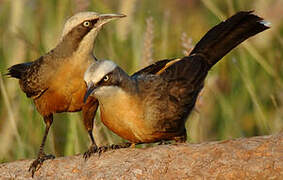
83, 142, 132, 160
108, 142, 132, 150
29, 153, 55, 177
83, 144, 98, 160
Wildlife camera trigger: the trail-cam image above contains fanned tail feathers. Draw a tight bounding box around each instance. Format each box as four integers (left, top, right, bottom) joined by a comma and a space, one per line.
189, 11, 270, 68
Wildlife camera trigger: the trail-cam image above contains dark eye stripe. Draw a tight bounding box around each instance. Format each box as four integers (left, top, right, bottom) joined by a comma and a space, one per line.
81, 18, 98, 28
91, 19, 98, 25
55, 18, 100, 58
97, 72, 112, 86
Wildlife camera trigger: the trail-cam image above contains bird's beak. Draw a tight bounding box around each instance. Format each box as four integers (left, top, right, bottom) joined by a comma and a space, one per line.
84, 82, 97, 103
98, 13, 126, 26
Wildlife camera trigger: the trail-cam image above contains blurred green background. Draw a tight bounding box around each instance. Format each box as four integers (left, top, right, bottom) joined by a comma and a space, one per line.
0, 0, 282, 163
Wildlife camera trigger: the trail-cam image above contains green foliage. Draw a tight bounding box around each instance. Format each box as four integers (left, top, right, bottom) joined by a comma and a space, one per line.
0, 0, 282, 162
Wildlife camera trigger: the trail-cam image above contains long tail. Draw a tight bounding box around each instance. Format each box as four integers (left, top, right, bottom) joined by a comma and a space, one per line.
6, 62, 32, 79
189, 11, 270, 68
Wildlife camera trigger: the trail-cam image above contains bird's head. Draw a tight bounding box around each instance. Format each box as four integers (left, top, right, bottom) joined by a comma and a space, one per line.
84, 60, 128, 102
57, 12, 126, 57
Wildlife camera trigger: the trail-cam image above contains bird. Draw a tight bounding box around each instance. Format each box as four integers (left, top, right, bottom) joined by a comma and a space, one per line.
83, 11, 270, 151
6, 11, 125, 176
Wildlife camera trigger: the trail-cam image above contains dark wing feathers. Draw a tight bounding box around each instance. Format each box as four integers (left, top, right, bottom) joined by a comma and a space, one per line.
159, 56, 209, 118
6, 62, 32, 79
137, 55, 208, 133
20, 56, 49, 98
158, 56, 209, 86
7, 56, 49, 99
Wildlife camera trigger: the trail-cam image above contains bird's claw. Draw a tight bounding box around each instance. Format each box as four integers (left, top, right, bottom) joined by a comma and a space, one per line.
83, 145, 115, 159
29, 153, 55, 177
83, 144, 98, 160
83, 142, 132, 160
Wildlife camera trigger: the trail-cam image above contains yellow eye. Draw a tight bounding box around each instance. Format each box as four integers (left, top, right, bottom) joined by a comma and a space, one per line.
83, 21, 91, 27
103, 75, 109, 82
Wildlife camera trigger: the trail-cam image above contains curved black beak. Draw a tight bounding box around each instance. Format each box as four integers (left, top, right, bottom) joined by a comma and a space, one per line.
84, 82, 96, 103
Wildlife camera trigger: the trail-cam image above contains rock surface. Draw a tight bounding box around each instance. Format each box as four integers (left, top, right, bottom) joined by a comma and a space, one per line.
0, 133, 282, 179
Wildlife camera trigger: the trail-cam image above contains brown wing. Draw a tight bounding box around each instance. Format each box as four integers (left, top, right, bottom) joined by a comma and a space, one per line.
133, 55, 209, 87
158, 55, 209, 87
160, 55, 209, 114
19, 56, 50, 99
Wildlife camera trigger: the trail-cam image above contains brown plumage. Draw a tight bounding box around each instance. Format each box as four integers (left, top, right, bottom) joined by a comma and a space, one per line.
6, 12, 125, 177
84, 11, 270, 149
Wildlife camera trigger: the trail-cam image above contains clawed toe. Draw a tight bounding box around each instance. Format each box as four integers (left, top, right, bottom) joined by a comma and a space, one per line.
97, 146, 109, 156
29, 154, 55, 177
83, 145, 113, 159
83, 145, 98, 160
110, 142, 132, 149
83, 142, 132, 160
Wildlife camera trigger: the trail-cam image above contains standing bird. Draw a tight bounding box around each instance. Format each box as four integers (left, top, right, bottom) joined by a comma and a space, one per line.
6, 12, 125, 176
84, 11, 270, 151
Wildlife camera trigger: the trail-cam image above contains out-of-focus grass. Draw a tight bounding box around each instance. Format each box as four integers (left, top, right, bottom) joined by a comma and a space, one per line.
0, 0, 282, 162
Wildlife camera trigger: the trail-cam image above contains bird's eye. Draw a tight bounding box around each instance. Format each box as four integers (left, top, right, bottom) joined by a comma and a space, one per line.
103, 75, 109, 82
83, 21, 91, 27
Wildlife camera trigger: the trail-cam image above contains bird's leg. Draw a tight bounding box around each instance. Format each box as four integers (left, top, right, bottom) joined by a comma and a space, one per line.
83, 130, 99, 159
82, 98, 132, 158
82, 98, 99, 159
29, 114, 55, 177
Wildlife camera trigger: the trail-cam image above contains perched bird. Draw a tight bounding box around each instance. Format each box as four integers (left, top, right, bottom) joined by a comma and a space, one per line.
84, 11, 269, 150
6, 12, 125, 176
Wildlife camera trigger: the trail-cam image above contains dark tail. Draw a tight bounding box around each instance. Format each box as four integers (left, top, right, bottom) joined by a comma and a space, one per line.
6, 62, 32, 79
189, 11, 270, 68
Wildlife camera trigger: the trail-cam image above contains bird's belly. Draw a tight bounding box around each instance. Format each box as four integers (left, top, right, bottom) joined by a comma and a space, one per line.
35, 75, 87, 115
34, 83, 85, 115
66, 80, 86, 112
98, 92, 159, 143
99, 101, 143, 143
33, 56, 94, 116
100, 106, 181, 143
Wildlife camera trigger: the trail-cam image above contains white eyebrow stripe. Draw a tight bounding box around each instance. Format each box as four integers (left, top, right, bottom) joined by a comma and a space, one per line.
84, 60, 117, 84
60, 12, 100, 41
